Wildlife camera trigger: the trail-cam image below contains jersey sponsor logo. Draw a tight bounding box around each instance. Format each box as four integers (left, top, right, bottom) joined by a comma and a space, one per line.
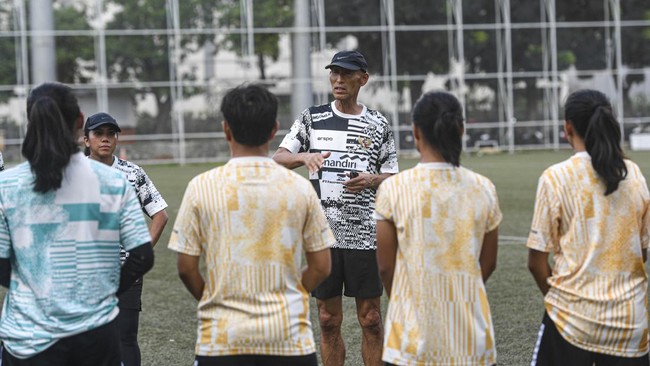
312, 111, 333, 122
323, 159, 357, 169
323, 151, 369, 172
312, 130, 348, 151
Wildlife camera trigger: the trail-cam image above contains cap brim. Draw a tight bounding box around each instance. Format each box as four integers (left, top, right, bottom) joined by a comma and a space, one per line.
86, 122, 121, 132
325, 62, 365, 71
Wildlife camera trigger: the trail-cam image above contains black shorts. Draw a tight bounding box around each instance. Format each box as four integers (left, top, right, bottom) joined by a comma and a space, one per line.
312, 248, 382, 300
1, 318, 121, 366
118, 276, 143, 311
531, 312, 650, 366
195, 353, 317, 366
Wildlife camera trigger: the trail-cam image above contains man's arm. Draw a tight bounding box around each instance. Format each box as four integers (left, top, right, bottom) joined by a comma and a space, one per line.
376, 219, 398, 298
118, 242, 154, 295
344, 172, 393, 193
148, 210, 168, 247
0, 257, 10, 288
177, 253, 204, 301
479, 228, 498, 283
528, 249, 551, 295
301, 248, 331, 292
272, 147, 331, 173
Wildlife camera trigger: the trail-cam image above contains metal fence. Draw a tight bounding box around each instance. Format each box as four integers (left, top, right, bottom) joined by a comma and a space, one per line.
1, 0, 649, 165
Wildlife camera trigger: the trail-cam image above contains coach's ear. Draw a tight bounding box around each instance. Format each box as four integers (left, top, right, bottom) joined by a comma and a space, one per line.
222, 120, 233, 142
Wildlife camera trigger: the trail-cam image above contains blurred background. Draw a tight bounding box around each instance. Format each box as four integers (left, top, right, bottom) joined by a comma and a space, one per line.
0, 0, 649, 164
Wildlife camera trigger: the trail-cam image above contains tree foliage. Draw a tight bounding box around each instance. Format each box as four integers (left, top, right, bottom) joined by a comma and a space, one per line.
0, 2, 17, 98
103, 0, 220, 133
54, 4, 94, 84
214, 0, 293, 80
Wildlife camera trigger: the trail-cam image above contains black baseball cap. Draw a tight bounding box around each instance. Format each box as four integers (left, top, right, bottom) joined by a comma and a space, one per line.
84, 112, 121, 133
325, 50, 368, 72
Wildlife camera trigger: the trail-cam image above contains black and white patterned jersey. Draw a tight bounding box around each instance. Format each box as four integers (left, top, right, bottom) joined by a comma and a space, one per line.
280, 102, 399, 250
112, 156, 168, 218
0, 152, 4, 171
111, 156, 167, 262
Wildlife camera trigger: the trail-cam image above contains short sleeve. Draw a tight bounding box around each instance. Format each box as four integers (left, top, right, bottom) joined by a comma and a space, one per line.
527, 174, 560, 253
0, 203, 11, 258
638, 172, 650, 249
374, 180, 394, 222
168, 180, 203, 256
135, 167, 168, 217
378, 123, 399, 174
486, 180, 502, 232
279, 109, 311, 154
119, 182, 152, 251
302, 187, 334, 253
642, 201, 650, 249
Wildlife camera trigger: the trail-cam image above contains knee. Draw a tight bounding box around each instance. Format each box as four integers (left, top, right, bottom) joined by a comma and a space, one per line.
319, 310, 343, 334
358, 308, 382, 331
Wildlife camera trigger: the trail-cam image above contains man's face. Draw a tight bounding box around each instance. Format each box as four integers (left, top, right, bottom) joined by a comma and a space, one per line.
85, 125, 118, 160
329, 66, 369, 101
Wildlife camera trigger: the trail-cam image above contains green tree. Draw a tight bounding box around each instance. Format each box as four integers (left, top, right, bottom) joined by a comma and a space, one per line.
214, 0, 293, 80
0, 2, 18, 100
54, 3, 94, 84
104, 0, 219, 133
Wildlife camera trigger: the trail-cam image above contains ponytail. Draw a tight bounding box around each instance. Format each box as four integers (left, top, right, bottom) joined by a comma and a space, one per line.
564, 89, 626, 195
583, 106, 626, 195
412, 92, 464, 166
23, 83, 80, 193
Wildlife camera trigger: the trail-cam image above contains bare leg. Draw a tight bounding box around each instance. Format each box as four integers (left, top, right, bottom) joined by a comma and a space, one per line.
317, 296, 346, 366
356, 297, 384, 366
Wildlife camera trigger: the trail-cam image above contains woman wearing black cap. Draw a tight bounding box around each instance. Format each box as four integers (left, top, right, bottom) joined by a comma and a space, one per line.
84, 112, 169, 366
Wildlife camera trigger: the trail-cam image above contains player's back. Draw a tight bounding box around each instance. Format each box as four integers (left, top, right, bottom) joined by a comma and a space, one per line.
181, 157, 324, 356
0, 152, 140, 358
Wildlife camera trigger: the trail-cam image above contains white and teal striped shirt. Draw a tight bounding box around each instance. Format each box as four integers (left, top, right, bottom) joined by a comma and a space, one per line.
0, 152, 151, 359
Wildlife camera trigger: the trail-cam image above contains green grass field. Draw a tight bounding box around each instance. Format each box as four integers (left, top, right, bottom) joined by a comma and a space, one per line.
4, 150, 650, 365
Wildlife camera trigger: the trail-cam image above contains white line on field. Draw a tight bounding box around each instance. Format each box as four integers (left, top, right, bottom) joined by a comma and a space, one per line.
499, 235, 527, 245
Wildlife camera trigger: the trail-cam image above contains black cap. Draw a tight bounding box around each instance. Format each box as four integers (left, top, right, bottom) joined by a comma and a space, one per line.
84, 112, 121, 133
325, 50, 368, 72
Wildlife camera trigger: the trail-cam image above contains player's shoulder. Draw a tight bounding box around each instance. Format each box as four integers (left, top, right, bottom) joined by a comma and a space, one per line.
87, 158, 132, 191
0, 161, 35, 189
362, 106, 391, 128
307, 103, 332, 114
114, 157, 145, 175
459, 165, 493, 184
190, 165, 225, 184
304, 103, 334, 122
624, 159, 643, 177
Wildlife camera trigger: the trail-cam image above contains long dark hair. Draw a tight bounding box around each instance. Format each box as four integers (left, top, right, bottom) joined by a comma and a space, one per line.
23, 83, 80, 193
411, 91, 464, 166
564, 89, 626, 195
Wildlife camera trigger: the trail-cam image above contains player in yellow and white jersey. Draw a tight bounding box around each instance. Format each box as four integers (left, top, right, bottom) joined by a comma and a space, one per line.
375, 91, 501, 366
168, 84, 334, 366
528, 89, 650, 365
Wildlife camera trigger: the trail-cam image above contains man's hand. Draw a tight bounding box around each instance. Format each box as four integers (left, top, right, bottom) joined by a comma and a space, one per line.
303, 151, 332, 174
344, 172, 393, 193
344, 172, 377, 193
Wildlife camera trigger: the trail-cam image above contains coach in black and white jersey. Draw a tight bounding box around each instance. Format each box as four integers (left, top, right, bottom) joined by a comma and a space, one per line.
83, 112, 169, 366
274, 50, 398, 366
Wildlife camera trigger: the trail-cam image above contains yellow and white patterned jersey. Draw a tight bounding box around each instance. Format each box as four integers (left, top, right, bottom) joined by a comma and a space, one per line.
527, 152, 650, 357
375, 163, 502, 366
168, 157, 335, 357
